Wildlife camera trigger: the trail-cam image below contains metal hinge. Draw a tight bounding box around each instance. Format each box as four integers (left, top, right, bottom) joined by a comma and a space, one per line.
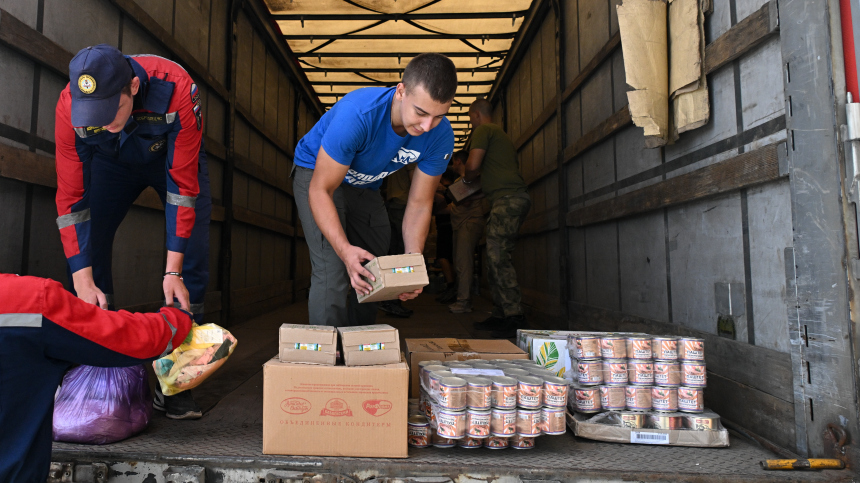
47, 463, 107, 483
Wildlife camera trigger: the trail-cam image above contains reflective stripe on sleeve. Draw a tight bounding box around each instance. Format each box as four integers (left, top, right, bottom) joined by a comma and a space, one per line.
166, 192, 197, 208
56, 209, 91, 229
0, 313, 42, 328
158, 313, 178, 358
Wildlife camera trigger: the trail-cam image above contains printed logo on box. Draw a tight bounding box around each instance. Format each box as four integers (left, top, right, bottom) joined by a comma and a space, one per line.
362, 399, 393, 417
321, 398, 353, 417
280, 397, 311, 415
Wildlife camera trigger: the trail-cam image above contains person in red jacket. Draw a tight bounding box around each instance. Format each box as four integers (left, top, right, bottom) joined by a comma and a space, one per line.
54, 44, 211, 419
0, 273, 193, 483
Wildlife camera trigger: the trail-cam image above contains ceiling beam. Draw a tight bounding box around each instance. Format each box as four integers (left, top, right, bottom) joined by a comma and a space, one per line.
301, 67, 501, 73
309, 80, 494, 86
285, 33, 515, 40
272, 12, 528, 21
296, 51, 507, 58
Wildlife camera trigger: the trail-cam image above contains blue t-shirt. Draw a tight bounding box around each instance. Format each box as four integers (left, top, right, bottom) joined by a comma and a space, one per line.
293, 87, 454, 189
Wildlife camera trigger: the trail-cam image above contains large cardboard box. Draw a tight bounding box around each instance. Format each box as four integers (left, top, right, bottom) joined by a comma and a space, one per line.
405, 338, 528, 397
279, 324, 337, 365
262, 356, 409, 458
338, 324, 401, 366
446, 177, 482, 202
357, 254, 428, 303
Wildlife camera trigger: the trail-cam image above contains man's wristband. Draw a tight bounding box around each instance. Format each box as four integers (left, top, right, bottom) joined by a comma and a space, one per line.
164, 271, 183, 280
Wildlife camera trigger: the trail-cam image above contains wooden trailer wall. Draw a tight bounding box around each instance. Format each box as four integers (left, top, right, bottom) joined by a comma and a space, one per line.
0, 0, 321, 324
488, 0, 855, 456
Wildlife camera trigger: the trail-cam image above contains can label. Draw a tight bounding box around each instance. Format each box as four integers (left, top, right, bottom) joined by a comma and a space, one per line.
628, 339, 652, 359
600, 338, 626, 358
682, 339, 705, 360
543, 382, 568, 407
294, 343, 321, 350
577, 337, 600, 359
654, 339, 678, 359
629, 362, 654, 384
436, 411, 465, 438
518, 383, 542, 407
492, 384, 517, 408
578, 361, 603, 384
358, 343, 384, 351
606, 361, 628, 384
575, 389, 600, 411
682, 362, 707, 387
407, 426, 429, 447
517, 411, 541, 436
651, 387, 678, 412
689, 416, 717, 430
467, 411, 491, 438
391, 266, 414, 273
621, 413, 643, 428
600, 386, 626, 410
491, 410, 517, 436
678, 387, 704, 412
654, 361, 681, 386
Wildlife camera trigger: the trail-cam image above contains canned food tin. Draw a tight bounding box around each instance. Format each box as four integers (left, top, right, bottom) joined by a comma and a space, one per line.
466, 376, 493, 409
516, 408, 542, 437
457, 436, 483, 448
491, 408, 517, 436
573, 384, 601, 413
541, 406, 567, 435
600, 384, 627, 410
438, 377, 467, 410
600, 336, 627, 359
484, 435, 510, 449
576, 335, 601, 359
421, 365, 447, 391
649, 412, 685, 430
435, 409, 466, 439
678, 386, 705, 413
490, 376, 518, 409
680, 337, 705, 361
474, 363, 500, 371
653, 360, 681, 386
652, 337, 679, 360
428, 370, 453, 397
517, 376, 544, 408
578, 359, 603, 385
511, 359, 540, 366
445, 362, 472, 369
504, 368, 529, 378
430, 432, 456, 448
466, 408, 491, 438
425, 398, 434, 420
626, 385, 652, 411
407, 415, 430, 448
628, 360, 654, 385
686, 414, 720, 430
620, 411, 645, 429
651, 386, 679, 412
627, 336, 653, 360
542, 376, 569, 407
510, 434, 536, 449
681, 361, 707, 387
602, 358, 629, 385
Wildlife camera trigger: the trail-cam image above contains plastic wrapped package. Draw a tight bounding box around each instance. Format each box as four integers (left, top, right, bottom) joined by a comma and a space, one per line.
52, 365, 152, 444
153, 323, 237, 396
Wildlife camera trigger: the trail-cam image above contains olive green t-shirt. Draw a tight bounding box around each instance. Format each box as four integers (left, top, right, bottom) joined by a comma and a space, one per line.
470, 123, 527, 201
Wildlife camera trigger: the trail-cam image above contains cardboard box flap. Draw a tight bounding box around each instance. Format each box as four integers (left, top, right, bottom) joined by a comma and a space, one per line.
279, 324, 337, 346
339, 324, 400, 346
406, 338, 522, 355
375, 254, 426, 271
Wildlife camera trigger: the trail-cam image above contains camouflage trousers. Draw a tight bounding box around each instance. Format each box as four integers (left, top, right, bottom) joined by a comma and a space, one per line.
486, 193, 531, 317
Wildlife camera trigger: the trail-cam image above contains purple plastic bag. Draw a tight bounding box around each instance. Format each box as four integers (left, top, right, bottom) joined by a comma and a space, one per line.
52, 365, 152, 445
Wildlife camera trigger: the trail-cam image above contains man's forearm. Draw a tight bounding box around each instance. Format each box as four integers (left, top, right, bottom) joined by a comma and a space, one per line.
309, 186, 350, 257
402, 202, 432, 254
165, 250, 184, 273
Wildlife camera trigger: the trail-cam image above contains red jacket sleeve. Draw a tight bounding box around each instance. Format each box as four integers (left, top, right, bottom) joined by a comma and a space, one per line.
54, 87, 94, 273
164, 77, 203, 253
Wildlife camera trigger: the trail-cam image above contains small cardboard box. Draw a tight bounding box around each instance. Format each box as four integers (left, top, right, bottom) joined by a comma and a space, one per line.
357, 254, 429, 303
405, 338, 528, 397
338, 324, 401, 366
279, 324, 337, 365
566, 411, 730, 448
263, 355, 409, 457
517, 330, 579, 381
446, 177, 482, 202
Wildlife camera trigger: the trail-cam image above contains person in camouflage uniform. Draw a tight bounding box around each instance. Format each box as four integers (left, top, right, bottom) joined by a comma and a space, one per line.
464, 99, 531, 338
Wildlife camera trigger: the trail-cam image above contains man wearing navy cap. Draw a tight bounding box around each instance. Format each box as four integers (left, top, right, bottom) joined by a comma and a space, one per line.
54, 44, 210, 419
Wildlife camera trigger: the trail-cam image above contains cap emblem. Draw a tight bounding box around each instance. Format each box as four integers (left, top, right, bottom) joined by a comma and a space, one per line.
78, 75, 96, 94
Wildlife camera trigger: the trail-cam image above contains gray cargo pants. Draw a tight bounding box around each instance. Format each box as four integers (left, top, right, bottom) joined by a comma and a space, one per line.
293, 166, 391, 327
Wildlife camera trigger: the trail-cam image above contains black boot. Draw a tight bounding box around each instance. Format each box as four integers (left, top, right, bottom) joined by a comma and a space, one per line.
491, 314, 526, 339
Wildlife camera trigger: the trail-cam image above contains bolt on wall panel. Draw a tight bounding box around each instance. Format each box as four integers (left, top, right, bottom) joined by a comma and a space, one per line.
43, 0, 118, 56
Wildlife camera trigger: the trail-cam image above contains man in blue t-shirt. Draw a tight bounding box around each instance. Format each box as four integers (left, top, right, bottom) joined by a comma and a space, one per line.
292, 53, 457, 327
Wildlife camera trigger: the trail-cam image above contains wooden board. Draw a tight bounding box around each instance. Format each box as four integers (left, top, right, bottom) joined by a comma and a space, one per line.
563, 105, 632, 164
235, 102, 294, 158
233, 205, 294, 237
519, 207, 559, 236
569, 301, 794, 403
567, 142, 783, 227
0, 7, 72, 76
703, 1, 779, 75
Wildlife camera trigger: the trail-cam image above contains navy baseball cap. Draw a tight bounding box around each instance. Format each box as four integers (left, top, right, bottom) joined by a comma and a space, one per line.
68, 44, 133, 127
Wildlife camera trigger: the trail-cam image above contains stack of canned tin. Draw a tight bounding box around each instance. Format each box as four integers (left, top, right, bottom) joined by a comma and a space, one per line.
568, 332, 708, 428
408, 358, 571, 449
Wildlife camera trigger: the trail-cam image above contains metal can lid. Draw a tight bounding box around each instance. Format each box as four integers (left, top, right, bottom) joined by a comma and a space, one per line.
423, 365, 448, 373
627, 335, 651, 341
446, 363, 472, 368
578, 358, 602, 364
627, 359, 654, 365
517, 376, 544, 385
653, 359, 680, 364
680, 360, 706, 366
652, 336, 679, 341
491, 407, 517, 414
408, 415, 430, 425
467, 408, 491, 415
437, 408, 466, 416
517, 408, 541, 414
466, 376, 492, 387
572, 383, 599, 392
490, 375, 518, 385
511, 359, 540, 365
601, 335, 626, 340
440, 376, 467, 388
504, 368, 529, 377
543, 376, 570, 386
602, 358, 627, 364
679, 337, 705, 342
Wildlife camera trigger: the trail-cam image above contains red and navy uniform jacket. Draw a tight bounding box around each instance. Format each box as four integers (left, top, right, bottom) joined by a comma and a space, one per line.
0, 273, 193, 483
55, 55, 204, 273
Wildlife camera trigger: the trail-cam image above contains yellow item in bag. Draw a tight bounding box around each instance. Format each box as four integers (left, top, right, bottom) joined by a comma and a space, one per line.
153, 324, 237, 396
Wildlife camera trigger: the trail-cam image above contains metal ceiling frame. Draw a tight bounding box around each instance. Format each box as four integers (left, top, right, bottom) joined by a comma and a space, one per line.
272, 12, 528, 21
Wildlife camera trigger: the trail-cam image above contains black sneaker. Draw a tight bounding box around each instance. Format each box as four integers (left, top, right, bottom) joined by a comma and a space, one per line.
435, 286, 457, 304
154, 386, 203, 420
378, 300, 413, 318
491, 315, 526, 339
473, 314, 504, 331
